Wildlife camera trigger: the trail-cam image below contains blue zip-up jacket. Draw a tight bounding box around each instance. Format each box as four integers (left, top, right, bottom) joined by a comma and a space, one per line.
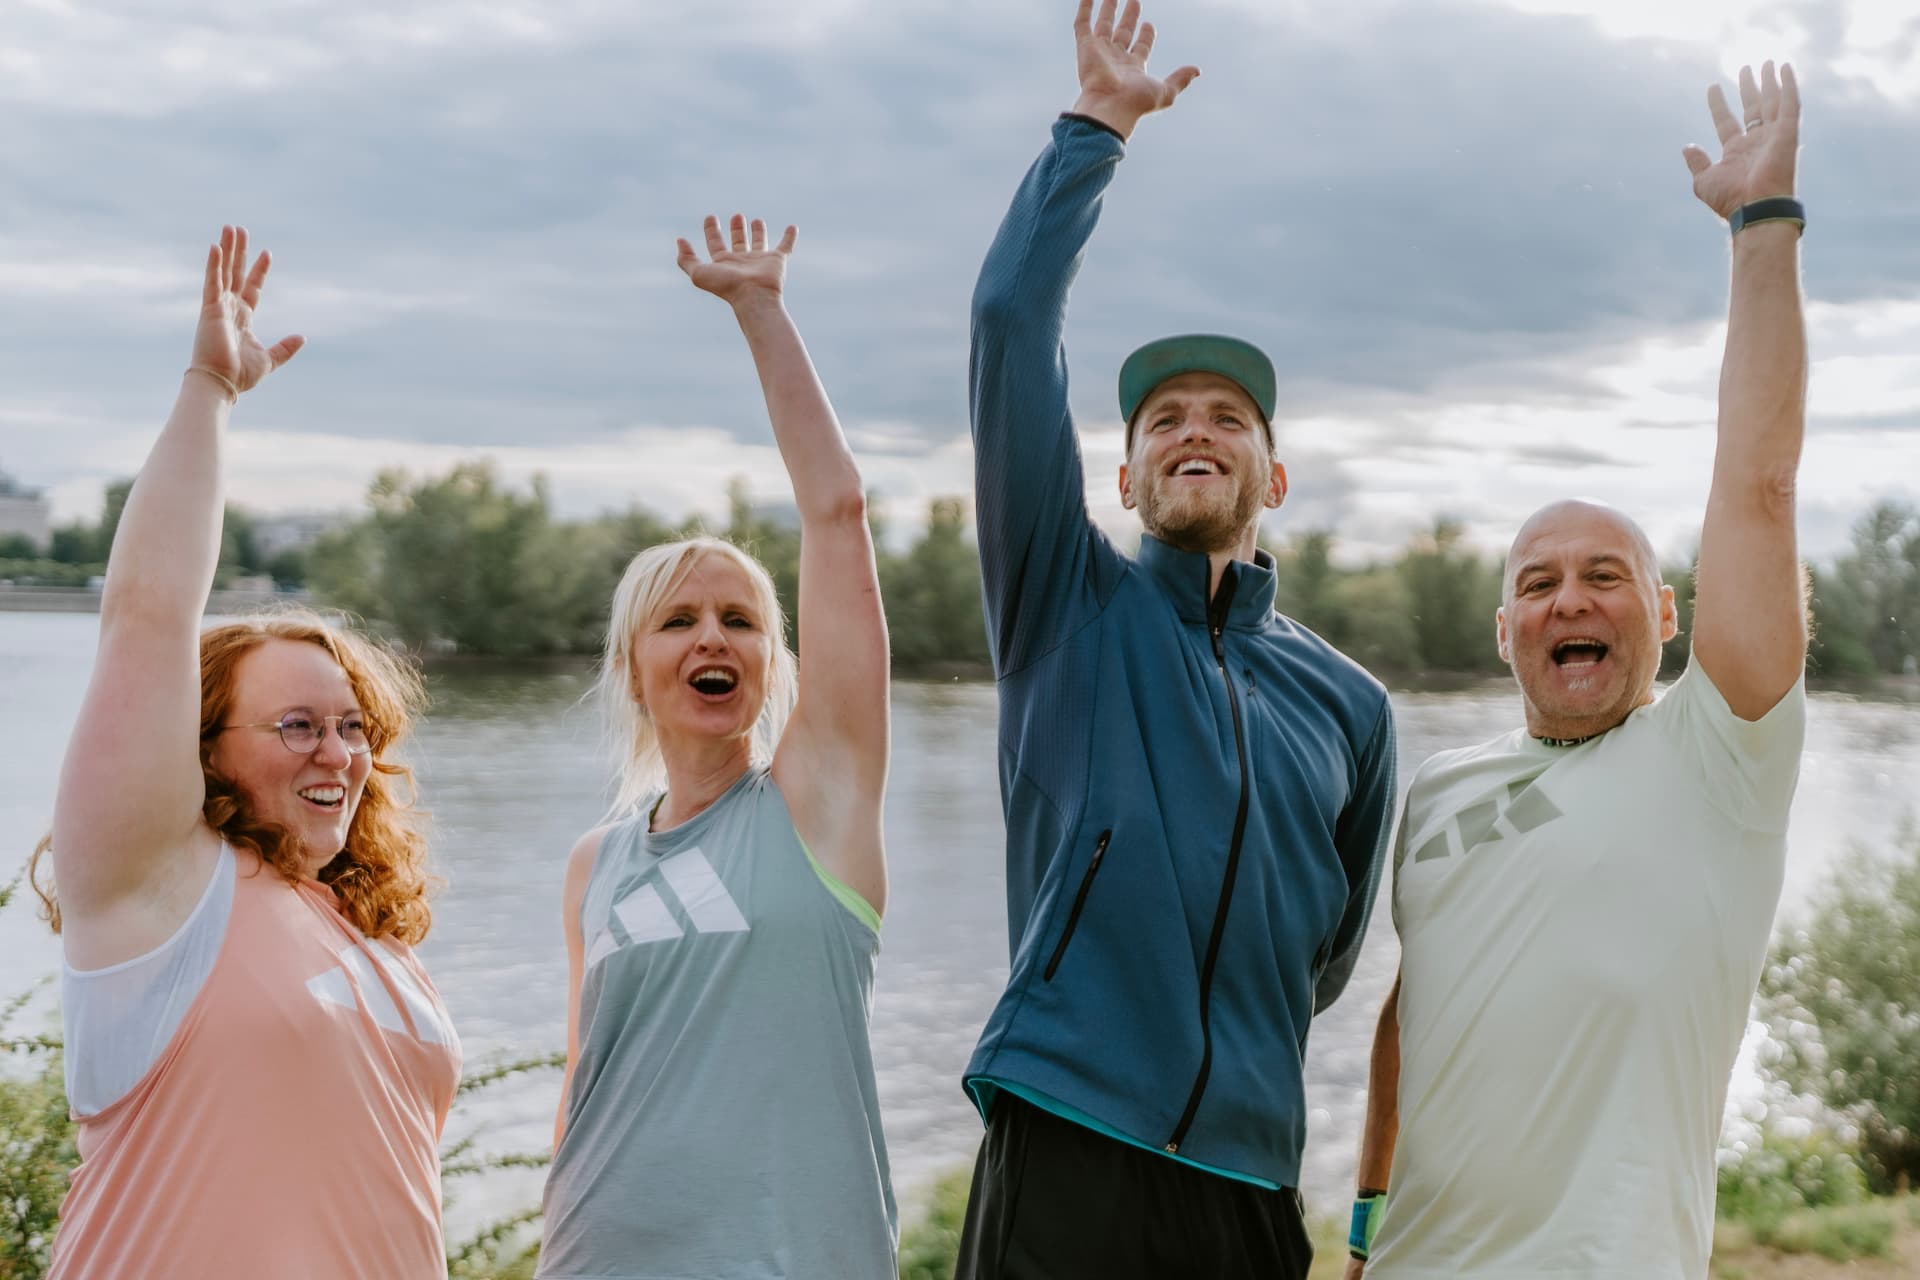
963, 116, 1399, 1189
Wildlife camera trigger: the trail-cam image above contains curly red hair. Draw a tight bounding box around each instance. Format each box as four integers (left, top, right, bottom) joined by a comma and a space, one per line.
30, 609, 436, 943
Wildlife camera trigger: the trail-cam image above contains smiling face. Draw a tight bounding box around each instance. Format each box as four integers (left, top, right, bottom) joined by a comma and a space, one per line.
1497, 501, 1678, 741
1118, 372, 1286, 554
631, 552, 774, 760
206, 638, 374, 877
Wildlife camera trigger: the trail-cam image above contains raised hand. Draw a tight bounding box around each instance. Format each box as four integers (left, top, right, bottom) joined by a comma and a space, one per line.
1683, 61, 1800, 219
1071, 0, 1199, 141
190, 225, 303, 398
676, 214, 796, 308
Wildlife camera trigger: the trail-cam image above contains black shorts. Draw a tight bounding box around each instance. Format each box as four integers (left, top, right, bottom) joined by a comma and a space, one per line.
953, 1093, 1314, 1280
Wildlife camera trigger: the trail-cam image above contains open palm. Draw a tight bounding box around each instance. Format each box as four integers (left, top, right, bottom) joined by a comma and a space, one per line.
1684, 62, 1799, 219
1073, 0, 1198, 128
676, 214, 795, 305
190, 225, 303, 395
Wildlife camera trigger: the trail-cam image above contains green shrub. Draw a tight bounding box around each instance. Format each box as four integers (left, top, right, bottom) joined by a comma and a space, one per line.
897, 1166, 970, 1280
1763, 1200, 1897, 1260
0, 876, 70, 1279
1716, 1125, 1867, 1230
1759, 831, 1920, 1191
0, 1050, 73, 1278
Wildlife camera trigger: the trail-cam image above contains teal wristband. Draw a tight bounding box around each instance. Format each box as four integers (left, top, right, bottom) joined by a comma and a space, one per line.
1729, 197, 1805, 236
1348, 1191, 1385, 1260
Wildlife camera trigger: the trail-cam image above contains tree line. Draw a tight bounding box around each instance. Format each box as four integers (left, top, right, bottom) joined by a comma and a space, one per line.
0, 478, 295, 590
8, 464, 1917, 682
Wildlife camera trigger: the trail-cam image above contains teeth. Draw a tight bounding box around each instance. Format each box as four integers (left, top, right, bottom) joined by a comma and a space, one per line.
1175, 459, 1221, 476
298, 786, 345, 804
690, 667, 737, 692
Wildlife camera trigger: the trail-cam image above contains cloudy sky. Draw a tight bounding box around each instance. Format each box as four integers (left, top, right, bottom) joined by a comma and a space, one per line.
1, 0, 1915, 563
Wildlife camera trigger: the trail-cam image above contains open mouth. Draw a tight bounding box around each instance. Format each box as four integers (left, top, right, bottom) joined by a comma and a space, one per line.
1551, 638, 1610, 669
297, 785, 346, 812
688, 666, 739, 699
1171, 457, 1225, 477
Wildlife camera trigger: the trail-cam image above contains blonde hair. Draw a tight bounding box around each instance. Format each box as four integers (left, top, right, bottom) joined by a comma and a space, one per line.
30, 608, 436, 943
593, 538, 798, 817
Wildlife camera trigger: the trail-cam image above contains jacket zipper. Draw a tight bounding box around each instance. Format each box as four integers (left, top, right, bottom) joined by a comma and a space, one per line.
1043, 829, 1112, 982
1166, 563, 1253, 1155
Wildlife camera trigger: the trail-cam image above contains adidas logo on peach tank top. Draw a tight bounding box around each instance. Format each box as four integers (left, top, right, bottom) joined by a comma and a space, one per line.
49, 849, 462, 1280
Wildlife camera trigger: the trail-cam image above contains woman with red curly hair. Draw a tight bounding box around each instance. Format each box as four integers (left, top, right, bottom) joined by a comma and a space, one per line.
31, 228, 461, 1279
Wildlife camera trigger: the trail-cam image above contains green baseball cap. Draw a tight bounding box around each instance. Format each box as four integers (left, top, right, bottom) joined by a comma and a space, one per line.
1118, 334, 1277, 437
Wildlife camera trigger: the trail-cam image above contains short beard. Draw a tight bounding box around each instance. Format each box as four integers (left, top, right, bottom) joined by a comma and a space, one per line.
1136, 471, 1266, 555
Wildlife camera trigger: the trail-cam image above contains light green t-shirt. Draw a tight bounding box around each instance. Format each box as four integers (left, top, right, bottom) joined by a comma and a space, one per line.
1369, 664, 1806, 1280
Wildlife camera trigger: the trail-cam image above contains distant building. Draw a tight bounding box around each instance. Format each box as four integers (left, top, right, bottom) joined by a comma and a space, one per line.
747, 499, 802, 533
0, 467, 51, 552
252, 512, 349, 560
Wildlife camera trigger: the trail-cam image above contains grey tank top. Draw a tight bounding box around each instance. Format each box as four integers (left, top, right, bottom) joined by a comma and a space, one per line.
538, 767, 896, 1280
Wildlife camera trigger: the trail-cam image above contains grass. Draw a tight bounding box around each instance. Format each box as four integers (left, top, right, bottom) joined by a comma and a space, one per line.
893, 1171, 1920, 1280
1709, 1193, 1920, 1278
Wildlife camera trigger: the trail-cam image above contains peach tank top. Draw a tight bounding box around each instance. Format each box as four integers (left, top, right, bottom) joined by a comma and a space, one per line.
49, 847, 461, 1280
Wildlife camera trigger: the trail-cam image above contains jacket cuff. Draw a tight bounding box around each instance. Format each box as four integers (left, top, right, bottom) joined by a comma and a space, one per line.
1057, 111, 1126, 143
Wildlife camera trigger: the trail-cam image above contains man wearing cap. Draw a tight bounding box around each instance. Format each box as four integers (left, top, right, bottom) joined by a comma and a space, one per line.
954, 3, 1397, 1276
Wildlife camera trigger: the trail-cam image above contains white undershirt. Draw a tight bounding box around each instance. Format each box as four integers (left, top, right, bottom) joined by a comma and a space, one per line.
62, 846, 235, 1116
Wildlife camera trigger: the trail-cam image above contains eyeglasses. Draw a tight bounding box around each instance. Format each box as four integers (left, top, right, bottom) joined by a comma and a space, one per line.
214, 713, 376, 756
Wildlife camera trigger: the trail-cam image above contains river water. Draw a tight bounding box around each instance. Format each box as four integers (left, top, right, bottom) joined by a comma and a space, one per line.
2, 611, 1916, 1231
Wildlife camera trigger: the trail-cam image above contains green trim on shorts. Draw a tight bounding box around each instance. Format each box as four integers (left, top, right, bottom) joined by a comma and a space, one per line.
797, 836, 882, 935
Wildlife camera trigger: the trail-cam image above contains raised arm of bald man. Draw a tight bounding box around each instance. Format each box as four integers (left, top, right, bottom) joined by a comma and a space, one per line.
1682, 61, 1808, 720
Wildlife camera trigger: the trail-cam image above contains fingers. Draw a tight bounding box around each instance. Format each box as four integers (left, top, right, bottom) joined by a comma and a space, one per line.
687, 212, 788, 264
230, 226, 247, 296
1706, 83, 1741, 146
1114, 0, 1140, 49
266, 334, 305, 370
1165, 64, 1200, 99
202, 242, 222, 308
1681, 144, 1712, 177
1759, 60, 1781, 123
1780, 62, 1800, 126
1073, 0, 1093, 37
1737, 64, 1761, 126
1134, 19, 1154, 60
1092, 0, 1116, 41
240, 249, 272, 311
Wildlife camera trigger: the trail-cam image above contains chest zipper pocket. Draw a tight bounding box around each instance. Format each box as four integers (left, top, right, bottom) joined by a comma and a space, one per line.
1043, 829, 1112, 983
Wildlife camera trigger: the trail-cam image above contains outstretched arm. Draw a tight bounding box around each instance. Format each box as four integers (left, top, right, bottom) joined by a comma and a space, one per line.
1344, 971, 1402, 1278
51, 228, 302, 962
972, 0, 1197, 675
679, 216, 888, 916
1684, 62, 1808, 719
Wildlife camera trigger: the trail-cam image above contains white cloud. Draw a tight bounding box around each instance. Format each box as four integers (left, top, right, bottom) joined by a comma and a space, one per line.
1483, 0, 1919, 103
0, 0, 1913, 571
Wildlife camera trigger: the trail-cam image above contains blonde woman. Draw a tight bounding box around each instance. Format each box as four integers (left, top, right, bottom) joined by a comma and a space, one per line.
33, 228, 460, 1279
537, 216, 895, 1278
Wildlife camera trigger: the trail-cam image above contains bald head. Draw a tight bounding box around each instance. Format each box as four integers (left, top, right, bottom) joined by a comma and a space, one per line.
1497, 498, 1678, 741
1504, 500, 1661, 602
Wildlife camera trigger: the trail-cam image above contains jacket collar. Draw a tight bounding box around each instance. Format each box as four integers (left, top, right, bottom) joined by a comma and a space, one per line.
1137, 534, 1278, 628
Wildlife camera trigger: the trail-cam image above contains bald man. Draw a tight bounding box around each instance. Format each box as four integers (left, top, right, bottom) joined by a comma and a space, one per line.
1345, 62, 1811, 1280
